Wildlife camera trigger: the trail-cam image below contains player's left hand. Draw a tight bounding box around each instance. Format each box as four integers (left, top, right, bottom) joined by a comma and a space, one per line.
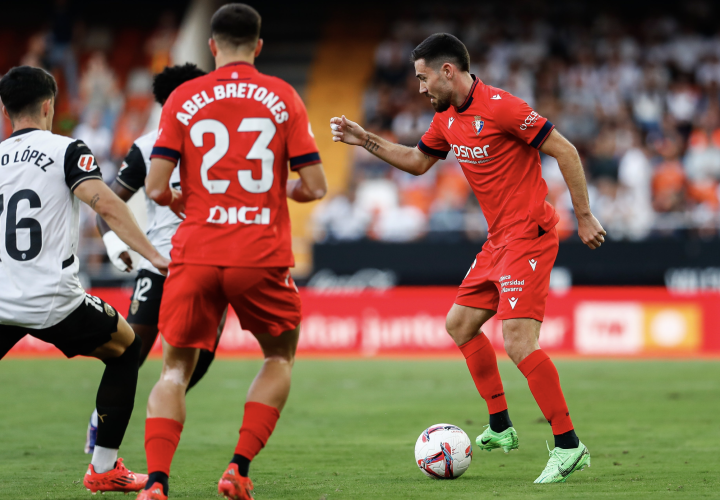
150, 255, 171, 276
577, 213, 606, 250
168, 188, 186, 220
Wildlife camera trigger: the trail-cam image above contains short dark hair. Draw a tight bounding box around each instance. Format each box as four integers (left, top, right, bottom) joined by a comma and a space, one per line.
411, 33, 470, 73
0, 66, 58, 119
153, 63, 207, 105
211, 3, 261, 51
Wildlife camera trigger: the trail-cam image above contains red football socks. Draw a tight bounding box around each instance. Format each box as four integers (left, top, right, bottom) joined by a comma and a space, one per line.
145, 418, 183, 475
234, 402, 280, 461
517, 349, 574, 435
459, 333, 508, 415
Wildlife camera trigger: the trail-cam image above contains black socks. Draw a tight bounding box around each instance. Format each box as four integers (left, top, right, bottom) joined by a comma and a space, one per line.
231, 454, 251, 477
146, 472, 169, 495
95, 334, 141, 449
489, 409, 513, 433
554, 429, 580, 449
489, 408, 579, 448
187, 349, 216, 392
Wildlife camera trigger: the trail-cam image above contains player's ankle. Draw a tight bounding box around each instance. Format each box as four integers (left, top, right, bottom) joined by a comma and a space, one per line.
554, 429, 580, 449
230, 454, 251, 477
146, 472, 169, 495
489, 409, 512, 433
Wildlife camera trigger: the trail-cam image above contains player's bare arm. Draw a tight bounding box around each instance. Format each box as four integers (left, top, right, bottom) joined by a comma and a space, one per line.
96, 180, 135, 271
287, 163, 327, 202
540, 129, 606, 250
75, 179, 170, 274
330, 115, 437, 176
146, 157, 185, 219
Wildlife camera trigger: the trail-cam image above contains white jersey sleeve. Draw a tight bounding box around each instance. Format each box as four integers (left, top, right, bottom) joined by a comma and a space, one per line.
0, 128, 102, 328
115, 130, 181, 276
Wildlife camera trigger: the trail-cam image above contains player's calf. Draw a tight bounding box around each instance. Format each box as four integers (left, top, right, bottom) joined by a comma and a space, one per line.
218, 327, 298, 497
83, 322, 145, 492
143, 344, 198, 498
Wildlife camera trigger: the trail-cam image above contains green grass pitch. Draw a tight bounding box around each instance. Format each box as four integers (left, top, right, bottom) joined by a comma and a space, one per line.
1, 358, 719, 499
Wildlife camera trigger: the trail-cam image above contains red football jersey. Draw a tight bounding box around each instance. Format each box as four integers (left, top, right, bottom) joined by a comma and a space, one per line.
418, 76, 558, 248
151, 62, 321, 267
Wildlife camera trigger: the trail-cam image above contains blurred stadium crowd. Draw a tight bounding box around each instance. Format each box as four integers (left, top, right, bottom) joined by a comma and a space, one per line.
3, 1, 720, 283
0, 2, 178, 276
312, 7, 720, 243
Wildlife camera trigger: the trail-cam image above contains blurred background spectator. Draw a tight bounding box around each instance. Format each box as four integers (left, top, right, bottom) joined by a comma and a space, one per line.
0, 2, 182, 282
3, 0, 720, 284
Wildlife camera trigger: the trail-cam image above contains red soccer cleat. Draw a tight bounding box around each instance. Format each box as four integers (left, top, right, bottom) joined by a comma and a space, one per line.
136, 482, 168, 500
218, 464, 254, 500
83, 457, 148, 493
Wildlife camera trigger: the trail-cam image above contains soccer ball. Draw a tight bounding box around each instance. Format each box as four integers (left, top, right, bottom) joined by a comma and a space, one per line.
414, 423, 473, 479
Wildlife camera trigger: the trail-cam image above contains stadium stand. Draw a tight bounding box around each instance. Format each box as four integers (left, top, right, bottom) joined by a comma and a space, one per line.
0, 1, 188, 285
3, 1, 720, 285
310, 3, 720, 245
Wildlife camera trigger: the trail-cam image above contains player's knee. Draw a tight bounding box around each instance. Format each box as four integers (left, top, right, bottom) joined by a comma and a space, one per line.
104, 333, 142, 364
264, 353, 294, 368
502, 320, 539, 361
445, 311, 471, 344
502, 322, 521, 348
161, 363, 194, 387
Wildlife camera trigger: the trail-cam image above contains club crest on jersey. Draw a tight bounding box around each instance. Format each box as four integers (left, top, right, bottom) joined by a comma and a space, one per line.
472, 116, 484, 135
77, 154, 97, 172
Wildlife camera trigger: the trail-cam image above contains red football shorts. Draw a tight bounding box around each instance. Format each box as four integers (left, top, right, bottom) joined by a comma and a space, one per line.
456, 227, 559, 322
158, 263, 301, 351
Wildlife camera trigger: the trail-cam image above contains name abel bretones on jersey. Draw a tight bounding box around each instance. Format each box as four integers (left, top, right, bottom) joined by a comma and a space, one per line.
174, 83, 289, 126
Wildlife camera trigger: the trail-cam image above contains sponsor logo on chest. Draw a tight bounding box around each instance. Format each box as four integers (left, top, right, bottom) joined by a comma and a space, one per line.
446, 115, 495, 164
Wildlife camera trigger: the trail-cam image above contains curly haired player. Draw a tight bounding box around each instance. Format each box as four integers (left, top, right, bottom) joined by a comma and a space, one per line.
84, 63, 225, 455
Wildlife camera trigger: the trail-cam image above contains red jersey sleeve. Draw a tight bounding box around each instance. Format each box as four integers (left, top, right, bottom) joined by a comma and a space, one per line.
417, 115, 450, 159
494, 92, 554, 149
286, 88, 321, 171
150, 91, 184, 164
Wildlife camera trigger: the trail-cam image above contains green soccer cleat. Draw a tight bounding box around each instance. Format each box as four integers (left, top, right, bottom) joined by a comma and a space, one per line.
534, 441, 591, 483
475, 425, 519, 453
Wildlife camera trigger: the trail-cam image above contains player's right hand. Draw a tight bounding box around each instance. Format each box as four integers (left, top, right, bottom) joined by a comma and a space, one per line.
102, 231, 133, 272
168, 188, 186, 220
330, 115, 367, 146
117, 251, 133, 271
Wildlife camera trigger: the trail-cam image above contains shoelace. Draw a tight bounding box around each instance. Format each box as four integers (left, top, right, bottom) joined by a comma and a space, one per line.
539, 441, 563, 475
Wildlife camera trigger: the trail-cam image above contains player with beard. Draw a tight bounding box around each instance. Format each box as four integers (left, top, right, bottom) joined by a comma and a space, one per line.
330, 33, 605, 483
